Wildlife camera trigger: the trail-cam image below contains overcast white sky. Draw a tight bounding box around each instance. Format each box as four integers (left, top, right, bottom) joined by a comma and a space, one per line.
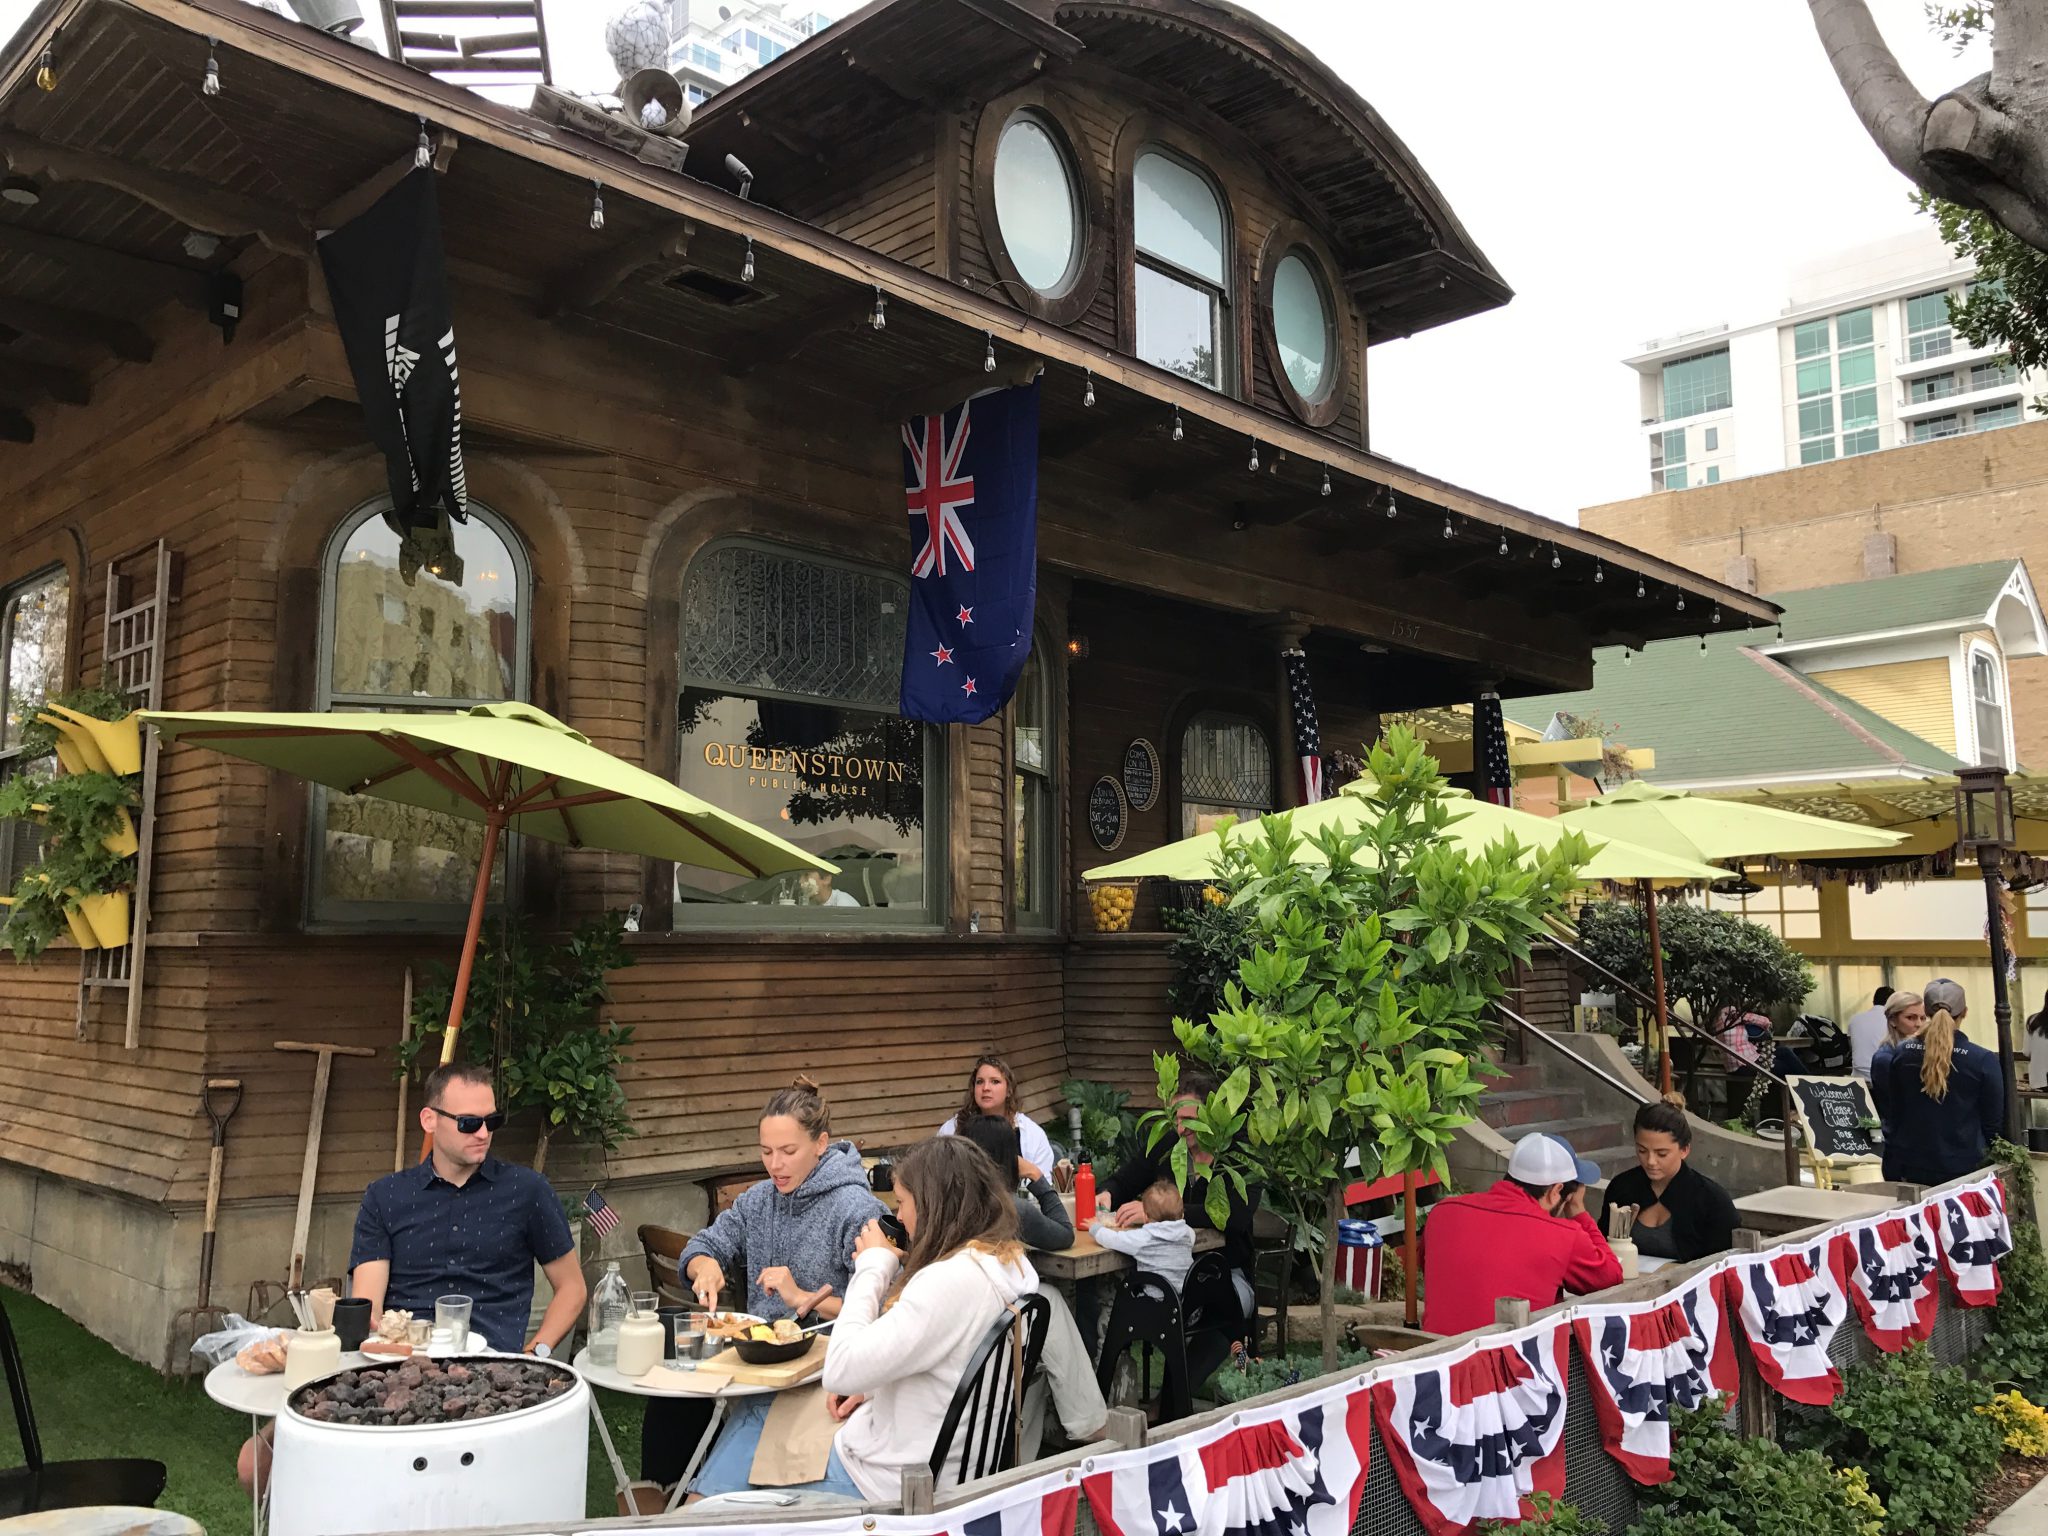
0, 1, 1991, 521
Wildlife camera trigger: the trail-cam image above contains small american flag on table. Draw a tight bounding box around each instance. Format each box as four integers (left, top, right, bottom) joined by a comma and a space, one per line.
582, 1188, 620, 1238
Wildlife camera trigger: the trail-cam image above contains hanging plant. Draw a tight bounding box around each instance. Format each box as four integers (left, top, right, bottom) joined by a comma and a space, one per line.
15, 676, 134, 761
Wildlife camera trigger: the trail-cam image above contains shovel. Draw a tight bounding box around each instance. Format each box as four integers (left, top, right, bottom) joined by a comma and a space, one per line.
165, 1077, 242, 1378
249, 1040, 374, 1321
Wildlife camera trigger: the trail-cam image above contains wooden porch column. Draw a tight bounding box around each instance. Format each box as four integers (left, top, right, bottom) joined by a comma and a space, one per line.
1258, 611, 1313, 810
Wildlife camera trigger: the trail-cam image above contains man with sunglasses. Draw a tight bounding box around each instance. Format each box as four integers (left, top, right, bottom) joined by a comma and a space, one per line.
348, 1063, 586, 1356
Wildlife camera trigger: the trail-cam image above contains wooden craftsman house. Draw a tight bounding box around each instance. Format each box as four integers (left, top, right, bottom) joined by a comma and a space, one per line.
0, 0, 1770, 1359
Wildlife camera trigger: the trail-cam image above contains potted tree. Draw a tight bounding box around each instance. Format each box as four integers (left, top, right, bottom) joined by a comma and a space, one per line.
1153, 727, 1588, 1368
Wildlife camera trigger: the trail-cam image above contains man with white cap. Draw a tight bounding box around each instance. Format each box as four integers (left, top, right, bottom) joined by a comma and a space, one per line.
1419, 1131, 1621, 1336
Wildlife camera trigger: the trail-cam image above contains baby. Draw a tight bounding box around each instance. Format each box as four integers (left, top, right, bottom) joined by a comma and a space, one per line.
1088, 1179, 1196, 1293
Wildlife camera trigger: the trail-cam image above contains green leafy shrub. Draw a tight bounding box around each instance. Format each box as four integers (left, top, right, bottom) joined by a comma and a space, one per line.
1056, 1078, 1144, 1170
400, 911, 636, 1172
1782, 1343, 2001, 1536
1631, 1400, 1878, 1536
1164, 893, 1254, 1023
1483, 1494, 1605, 1536
1578, 899, 1812, 1035
1973, 1215, 2048, 1401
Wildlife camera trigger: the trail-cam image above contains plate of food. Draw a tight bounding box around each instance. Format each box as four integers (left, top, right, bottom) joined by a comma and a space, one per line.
724, 1313, 827, 1366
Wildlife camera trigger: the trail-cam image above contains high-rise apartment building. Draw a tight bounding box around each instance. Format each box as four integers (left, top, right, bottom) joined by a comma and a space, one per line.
667, 1, 836, 107
1623, 226, 2042, 492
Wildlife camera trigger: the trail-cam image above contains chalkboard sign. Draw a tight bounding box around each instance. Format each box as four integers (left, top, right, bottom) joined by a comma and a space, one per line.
1122, 738, 1160, 812
1088, 775, 1129, 851
1788, 1075, 1884, 1165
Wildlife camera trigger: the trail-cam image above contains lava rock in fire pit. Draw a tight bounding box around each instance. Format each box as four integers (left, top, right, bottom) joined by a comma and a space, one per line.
288, 1356, 573, 1427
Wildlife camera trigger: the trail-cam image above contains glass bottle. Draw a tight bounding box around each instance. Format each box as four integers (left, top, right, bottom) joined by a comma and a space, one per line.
587, 1261, 629, 1367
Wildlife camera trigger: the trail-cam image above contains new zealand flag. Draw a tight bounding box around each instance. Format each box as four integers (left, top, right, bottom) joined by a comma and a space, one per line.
898, 381, 1040, 724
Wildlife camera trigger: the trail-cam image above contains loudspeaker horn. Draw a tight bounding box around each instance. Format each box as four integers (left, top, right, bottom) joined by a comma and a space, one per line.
621, 69, 690, 136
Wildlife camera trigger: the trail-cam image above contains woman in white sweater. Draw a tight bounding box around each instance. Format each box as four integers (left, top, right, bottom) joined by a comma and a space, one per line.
936, 1053, 1057, 1176
823, 1135, 1041, 1499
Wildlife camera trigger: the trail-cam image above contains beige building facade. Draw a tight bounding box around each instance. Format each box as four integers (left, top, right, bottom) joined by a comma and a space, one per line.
1581, 418, 2048, 767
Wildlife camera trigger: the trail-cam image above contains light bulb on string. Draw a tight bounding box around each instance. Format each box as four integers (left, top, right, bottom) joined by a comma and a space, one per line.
1777, 622, 1786, 642
1676, 593, 1686, 613
1550, 544, 1561, 570
1699, 636, 1708, 655
588, 181, 605, 231
1171, 407, 1183, 442
1712, 603, 1722, 625
1499, 531, 1510, 557
1623, 648, 1633, 666
202, 37, 221, 97
1083, 370, 1095, 408
983, 332, 996, 373
1247, 437, 1260, 473
741, 236, 755, 284
1320, 466, 1331, 497
1636, 575, 1646, 598
35, 44, 55, 92
870, 287, 887, 330
416, 116, 433, 170
1384, 489, 1397, 519
1442, 511, 1454, 540
1594, 560, 1605, 584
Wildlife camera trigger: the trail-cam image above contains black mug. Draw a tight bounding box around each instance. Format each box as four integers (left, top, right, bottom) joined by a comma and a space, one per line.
334, 1297, 373, 1352
869, 1160, 893, 1192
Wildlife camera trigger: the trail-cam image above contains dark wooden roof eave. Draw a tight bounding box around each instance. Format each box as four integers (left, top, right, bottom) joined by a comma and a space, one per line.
23, 0, 1769, 639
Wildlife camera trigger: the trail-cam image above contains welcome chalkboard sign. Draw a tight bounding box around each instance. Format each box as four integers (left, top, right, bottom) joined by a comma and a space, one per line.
1088, 775, 1129, 851
1788, 1076, 1883, 1165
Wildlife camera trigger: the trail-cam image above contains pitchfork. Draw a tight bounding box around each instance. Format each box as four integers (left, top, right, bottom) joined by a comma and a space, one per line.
166, 1077, 241, 1378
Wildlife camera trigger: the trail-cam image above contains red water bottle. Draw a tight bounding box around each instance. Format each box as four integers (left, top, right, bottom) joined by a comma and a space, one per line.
1073, 1162, 1095, 1222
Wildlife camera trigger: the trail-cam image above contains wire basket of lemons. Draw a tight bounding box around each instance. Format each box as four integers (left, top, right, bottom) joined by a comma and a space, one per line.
1085, 881, 1138, 933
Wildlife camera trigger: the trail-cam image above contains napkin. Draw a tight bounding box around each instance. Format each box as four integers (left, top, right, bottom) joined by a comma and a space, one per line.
308, 1288, 337, 1332
750, 1384, 836, 1485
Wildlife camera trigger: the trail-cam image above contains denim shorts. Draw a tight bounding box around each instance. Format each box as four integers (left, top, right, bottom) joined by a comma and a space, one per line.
688, 1394, 863, 1499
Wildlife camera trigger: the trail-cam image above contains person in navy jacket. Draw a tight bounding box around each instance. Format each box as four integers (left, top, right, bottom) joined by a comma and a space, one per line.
1872, 977, 2005, 1187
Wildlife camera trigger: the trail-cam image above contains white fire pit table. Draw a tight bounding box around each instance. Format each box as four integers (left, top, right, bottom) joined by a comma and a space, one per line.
572, 1348, 797, 1513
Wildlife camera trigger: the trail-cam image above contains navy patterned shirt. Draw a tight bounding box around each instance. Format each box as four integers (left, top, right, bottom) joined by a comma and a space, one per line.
348, 1156, 575, 1352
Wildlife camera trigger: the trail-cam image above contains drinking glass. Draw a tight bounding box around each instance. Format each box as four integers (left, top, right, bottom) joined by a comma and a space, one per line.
629, 1289, 658, 1319
435, 1294, 473, 1348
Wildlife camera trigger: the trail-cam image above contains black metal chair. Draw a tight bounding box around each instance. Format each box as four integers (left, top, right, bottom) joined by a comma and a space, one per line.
1096, 1269, 1192, 1424
0, 1288, 167, 1516
928, 1293, 1051, 1488
1249, 1209, 1295, 1354
1181, 1251, 1254, 1389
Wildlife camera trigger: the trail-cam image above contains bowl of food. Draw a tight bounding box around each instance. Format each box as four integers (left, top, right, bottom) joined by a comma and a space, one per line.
714, 1313, 820, 1365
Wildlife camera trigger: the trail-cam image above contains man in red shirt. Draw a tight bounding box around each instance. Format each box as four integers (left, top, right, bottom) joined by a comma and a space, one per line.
1421, 1133, 1621, 1335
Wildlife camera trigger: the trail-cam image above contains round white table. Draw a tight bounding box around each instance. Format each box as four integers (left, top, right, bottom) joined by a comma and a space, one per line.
571, 1347, 790, 1514
200, 1334, 491, 1536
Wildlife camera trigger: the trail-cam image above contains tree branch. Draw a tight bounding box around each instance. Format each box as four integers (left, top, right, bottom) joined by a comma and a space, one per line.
1808, 0, 1940, 181
1991, 0, 2048, 110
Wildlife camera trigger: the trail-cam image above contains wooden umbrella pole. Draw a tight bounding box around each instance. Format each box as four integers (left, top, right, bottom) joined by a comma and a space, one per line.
418, 801, 508, 1164
1402, 1170, 1418, 1330
1644, 878, 1672, 1098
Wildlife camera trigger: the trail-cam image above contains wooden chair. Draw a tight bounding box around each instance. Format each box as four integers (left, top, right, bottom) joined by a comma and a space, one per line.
0, 1289, 167, 1516
1095, 1270, 1192, 1424
637, 1222, 692, 1308
928, 1294, 1050, 1488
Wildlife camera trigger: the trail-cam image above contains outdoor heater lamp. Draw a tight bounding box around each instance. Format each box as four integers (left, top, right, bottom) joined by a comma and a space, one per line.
1954, 762, 2021, 1141
1955, 764, 2017, 854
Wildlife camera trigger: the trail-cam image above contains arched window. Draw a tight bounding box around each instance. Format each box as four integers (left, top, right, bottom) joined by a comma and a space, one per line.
675, 539, 940, 925
313, 505, 530, 926
1180, 710, 1271, 836
1134, 148, 1230, 389
1971, 647, 2008, 766
1012, 644, 1056, 929
0, 567, 67, 892
993, 110, 1083, 297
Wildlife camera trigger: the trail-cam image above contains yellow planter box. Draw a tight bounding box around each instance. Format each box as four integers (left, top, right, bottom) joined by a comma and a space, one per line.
78, 889, 130, 947
37, 714, 111, 775
45, 706, 141, 776
51, 737, 89, 775
62, 904, 99, 949
102, 807, 138, 858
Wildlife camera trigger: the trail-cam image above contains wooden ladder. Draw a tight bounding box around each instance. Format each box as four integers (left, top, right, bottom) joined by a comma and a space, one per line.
377, 0, 554, 88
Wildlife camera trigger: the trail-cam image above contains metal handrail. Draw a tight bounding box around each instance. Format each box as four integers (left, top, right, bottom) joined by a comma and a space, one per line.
1537, 926, 1794, 1095
1497, 1003, 1652, 1106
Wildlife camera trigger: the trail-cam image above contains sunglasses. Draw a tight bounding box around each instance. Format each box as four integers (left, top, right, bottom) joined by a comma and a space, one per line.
429, 1108, 506, 1135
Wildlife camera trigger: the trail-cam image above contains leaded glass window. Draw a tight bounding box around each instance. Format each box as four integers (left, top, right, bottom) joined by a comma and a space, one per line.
677, 540, 939, 923
1181, 711, 1272, 836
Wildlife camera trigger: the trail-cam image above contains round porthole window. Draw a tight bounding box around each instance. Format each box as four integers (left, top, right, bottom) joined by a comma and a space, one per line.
1272, 250, 1333, 401
993, 111, 1081, 295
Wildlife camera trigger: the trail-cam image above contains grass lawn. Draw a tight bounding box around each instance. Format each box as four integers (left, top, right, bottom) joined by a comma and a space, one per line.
0, 1287, 645, 1532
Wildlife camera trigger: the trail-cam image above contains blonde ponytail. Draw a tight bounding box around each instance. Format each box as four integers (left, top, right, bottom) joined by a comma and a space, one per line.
1920, 1008, 1959, 1101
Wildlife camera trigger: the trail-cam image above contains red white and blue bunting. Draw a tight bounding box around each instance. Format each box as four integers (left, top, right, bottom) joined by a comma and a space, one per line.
1570, 1267, 1738, 1485
1828, 1207, 1941, 1352
1929, 1176, 2014, 1307
1368, 1317, 1572, 1536
1721, 1240, 1850, 1406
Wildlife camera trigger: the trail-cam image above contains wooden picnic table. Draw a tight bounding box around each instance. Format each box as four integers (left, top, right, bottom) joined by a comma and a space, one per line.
876, 1186, 1223, 1281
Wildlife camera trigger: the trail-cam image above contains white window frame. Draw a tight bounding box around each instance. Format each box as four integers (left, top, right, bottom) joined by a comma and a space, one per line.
1133, 146, 1232, 392
0, 566, 68, 898
1965, 642, 2010, 767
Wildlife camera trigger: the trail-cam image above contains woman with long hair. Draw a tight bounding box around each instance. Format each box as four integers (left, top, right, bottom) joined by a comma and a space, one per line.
677, 1076, 883, 1500
1871, 979, 2005, 1186
1598, 1097, 1739, 1264
937, 1053, 1056, 1176
821, 1135, 1043, 1497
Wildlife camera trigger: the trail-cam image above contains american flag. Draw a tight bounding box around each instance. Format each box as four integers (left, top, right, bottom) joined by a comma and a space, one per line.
1283, 649, 1323, 805
583, 1189, 620, 1239
1475, 692, 1514, 807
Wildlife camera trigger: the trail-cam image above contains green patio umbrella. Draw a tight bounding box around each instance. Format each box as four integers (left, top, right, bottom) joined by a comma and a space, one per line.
1082, 777, 1728, 885
1554, 780, 1908, 1093
143, 702, 833, 1149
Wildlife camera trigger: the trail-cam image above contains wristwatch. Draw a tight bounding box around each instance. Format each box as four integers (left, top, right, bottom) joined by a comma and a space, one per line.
532, 1340, 553, 1359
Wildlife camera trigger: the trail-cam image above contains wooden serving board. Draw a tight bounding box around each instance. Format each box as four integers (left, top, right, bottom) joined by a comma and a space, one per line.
696, 1335, 828, 1388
